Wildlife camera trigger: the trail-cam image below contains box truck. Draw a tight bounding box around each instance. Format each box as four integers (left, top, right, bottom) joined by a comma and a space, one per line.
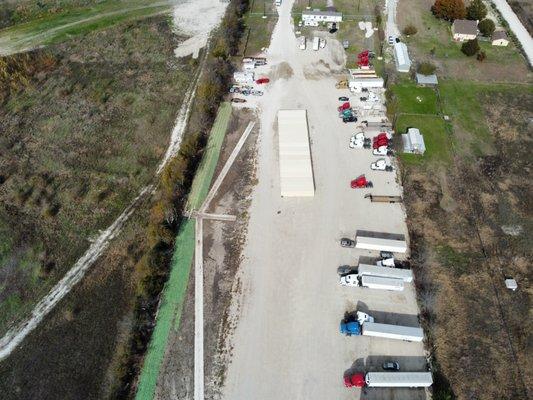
299, 36, 306, 50
345, 372, 433, 388
357, 264, 413, 283
312, 37, 320, 51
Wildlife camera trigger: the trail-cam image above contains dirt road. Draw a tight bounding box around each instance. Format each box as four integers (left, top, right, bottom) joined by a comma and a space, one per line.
220, 1, 428, 399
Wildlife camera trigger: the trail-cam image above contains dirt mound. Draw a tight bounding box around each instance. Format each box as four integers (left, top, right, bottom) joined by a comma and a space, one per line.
268, 62, 293, 80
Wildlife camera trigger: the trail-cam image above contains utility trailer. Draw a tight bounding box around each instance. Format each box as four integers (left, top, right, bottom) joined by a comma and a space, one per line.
355, 235, 407, 253
357, 263, 413, 283
345, 372, 433, 388
364, 194, 402, 203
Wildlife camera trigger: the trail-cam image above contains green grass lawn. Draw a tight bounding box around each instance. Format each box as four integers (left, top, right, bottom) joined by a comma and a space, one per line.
391, 83, 439, 115
242, 12, 278, 56
135, 103, 232, 400
396, 114, 452, 165
0, 0, 171, 53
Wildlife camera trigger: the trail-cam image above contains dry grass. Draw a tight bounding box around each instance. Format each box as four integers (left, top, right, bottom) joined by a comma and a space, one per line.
402, 88, 533, 399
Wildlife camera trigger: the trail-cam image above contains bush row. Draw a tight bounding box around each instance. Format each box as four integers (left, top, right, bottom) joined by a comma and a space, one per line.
112, 1, 250, 398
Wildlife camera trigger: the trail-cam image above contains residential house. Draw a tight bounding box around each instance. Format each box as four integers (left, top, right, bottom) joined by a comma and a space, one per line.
452, 19, 478, 42
491, 30, 509, 46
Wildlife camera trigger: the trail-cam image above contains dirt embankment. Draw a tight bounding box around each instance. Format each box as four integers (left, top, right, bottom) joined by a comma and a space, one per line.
154, 109, 259, 400
403, 91, 533, 399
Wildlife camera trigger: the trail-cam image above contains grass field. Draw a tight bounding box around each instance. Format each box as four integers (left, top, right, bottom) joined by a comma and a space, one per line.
396, 0, 530, 82
0, 16, 196, 336
390, 76, 533, 398
135, 102, 232, 400
0, 0, 172, 54
241, 2, 278, 57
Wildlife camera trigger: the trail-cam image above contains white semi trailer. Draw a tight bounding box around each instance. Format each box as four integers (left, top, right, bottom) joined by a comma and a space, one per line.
340, 311, 424, 342
355, 235, 407, 253
362, 322, 424, 342
360, 275, 404, 291
358, 264, 413, 283
345, 372, 433, 388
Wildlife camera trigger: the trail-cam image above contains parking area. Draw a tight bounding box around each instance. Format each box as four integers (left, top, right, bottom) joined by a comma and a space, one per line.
221, 1, 428, 399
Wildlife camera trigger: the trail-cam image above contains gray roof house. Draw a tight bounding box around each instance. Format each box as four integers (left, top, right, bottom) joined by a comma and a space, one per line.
452, 19, 478, 42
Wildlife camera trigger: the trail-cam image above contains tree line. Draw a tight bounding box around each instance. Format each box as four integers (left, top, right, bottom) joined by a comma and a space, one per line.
112, 0, 250, 398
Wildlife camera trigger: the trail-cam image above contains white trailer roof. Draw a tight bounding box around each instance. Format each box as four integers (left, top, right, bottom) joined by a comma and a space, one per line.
277, 110, 315, 197
366, 372, 433, 387
361, 275, 404, 291
363, 322, 424, 341
358, 264, 413, 283
355, 236, 407, 253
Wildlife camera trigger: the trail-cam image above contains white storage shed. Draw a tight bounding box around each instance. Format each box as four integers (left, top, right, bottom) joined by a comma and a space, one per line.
393, 42, 411, 73
402, 127, 426, 155
277, 110, 315, 197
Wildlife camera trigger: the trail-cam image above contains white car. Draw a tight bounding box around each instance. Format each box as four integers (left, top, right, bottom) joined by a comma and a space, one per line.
340, 274, 360, 286
371, 158, 394, 171
373, 145, 392, 156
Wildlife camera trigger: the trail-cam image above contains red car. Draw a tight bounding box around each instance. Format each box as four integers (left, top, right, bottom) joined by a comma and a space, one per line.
338, 102, 351, 112
256, 77, 270, 84
350, 175, 373, 189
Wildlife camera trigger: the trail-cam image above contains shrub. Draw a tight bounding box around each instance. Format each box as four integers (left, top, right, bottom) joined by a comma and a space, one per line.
418, 61, 437, 75
466, 0, 487, 21
431, 0, 466, 21
403, 24, 418, 36
476, 50, 486, 62
461, 38, 480, 56
478, 18, 495, 36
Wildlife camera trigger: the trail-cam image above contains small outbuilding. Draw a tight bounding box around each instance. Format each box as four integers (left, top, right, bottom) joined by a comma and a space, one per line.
416, 73, 438, 86
491, 30, 509, 46
452, 19, 478, 42
393, 42, 411, 73
402, 128, 426, 155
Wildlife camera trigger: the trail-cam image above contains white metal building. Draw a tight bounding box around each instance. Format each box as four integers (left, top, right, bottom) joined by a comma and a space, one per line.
402, 127, 426, 155
393, 42, 411, 73
277, 110, 315, 197
349, 77, 384, 92
302, 10, 342, 25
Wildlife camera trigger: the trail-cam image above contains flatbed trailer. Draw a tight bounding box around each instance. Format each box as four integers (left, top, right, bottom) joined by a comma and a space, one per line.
364, 194, 403, 203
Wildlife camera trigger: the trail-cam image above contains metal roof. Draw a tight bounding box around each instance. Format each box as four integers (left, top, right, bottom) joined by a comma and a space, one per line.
416, 73, 438, 85
277, 110, 315, 197
302, 10, 342, 17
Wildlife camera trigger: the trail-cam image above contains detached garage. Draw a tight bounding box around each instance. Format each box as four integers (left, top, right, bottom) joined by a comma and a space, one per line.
277, 110, 315, 197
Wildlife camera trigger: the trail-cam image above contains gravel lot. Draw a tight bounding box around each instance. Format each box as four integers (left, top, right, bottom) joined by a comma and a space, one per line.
221, 1, 429, 399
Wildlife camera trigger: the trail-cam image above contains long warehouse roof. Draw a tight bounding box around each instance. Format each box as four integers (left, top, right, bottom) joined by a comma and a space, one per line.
277, 110, 315, 197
